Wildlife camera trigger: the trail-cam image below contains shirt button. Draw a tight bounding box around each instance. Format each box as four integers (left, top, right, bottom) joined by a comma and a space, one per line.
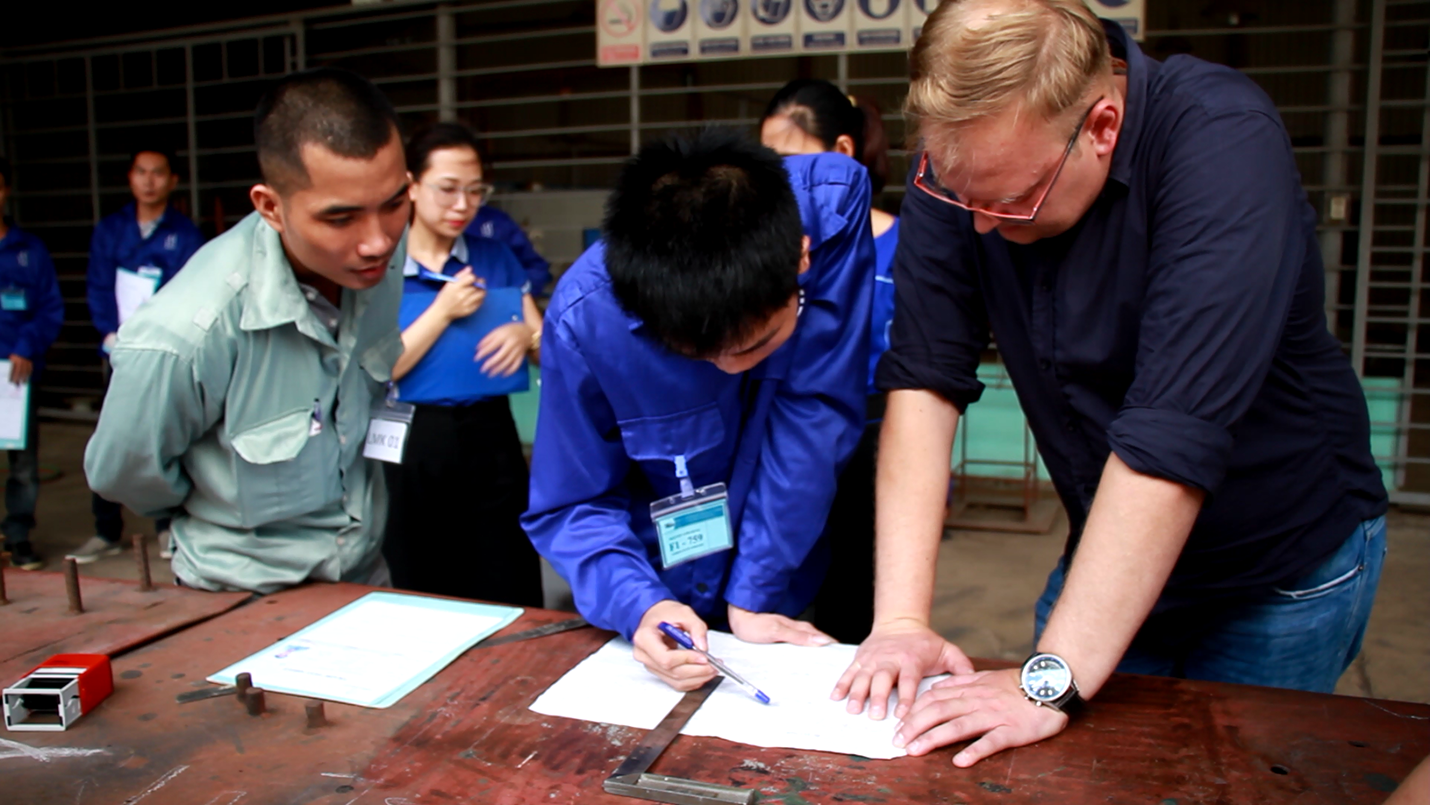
339, 435, 347, 445
337, 537, 346, 546
695, 583, 709, 593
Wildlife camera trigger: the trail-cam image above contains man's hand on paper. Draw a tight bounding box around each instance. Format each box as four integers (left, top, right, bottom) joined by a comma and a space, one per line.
831, 618, 974, 720
894, 667, 1067, 767
476, 322, 533, 378
633, 599, 717, 691
727, 603, 835, 647
7, 354, 32, 384
435, 267, 485, 321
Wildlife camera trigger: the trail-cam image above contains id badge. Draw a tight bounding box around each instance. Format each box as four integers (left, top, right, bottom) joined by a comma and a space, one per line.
0, 288, 25, 311
363, 400, 415, 464
650, 482, 734, 569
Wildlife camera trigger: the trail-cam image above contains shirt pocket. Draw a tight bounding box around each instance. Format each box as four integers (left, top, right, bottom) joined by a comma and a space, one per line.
617, 403, 728, 493
229, 407, 336, 528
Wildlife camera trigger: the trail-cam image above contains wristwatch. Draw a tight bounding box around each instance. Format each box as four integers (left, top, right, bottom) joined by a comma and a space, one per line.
1019, 652, 1084, 716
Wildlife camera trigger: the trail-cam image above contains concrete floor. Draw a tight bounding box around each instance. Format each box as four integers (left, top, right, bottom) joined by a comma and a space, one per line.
13, 421, 1428, 704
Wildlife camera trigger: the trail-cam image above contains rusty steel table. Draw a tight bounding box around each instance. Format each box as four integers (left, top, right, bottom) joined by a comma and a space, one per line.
0, 567, 250, 684
4, 582, 1426, 804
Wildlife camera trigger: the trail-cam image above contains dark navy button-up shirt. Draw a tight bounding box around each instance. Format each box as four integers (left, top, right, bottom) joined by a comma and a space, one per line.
523, 152, 874, 639
878, 21, 1387, 606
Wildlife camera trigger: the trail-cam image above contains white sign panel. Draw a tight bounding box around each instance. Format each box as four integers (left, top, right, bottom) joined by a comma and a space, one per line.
646, 0, 696, 60
748, 0, 797, 55
694, 0, 744, 58
853, 0, 904, 49
1087, 0, 1145, 41
799, 0, 851, 52
598, 0, 644, 65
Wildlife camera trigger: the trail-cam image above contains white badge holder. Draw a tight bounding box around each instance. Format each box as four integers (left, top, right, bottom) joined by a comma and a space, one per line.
363, 386, 415, 464
649, 455, 734, 569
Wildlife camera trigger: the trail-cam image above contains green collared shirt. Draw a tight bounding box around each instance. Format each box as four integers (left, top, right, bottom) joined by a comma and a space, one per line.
83, 212, 404, 593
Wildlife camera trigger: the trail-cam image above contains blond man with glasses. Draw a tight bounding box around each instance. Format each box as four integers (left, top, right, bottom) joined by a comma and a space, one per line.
831, 0, 1388, 766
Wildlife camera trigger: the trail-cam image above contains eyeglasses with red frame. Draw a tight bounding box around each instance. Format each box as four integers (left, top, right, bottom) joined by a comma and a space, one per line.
913, 98, 1103, 225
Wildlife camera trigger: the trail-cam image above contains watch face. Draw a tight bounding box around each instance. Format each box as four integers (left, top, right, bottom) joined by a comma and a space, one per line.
1021, 654, 1072, 703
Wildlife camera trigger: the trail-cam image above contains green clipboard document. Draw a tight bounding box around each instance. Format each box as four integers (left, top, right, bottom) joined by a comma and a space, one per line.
207, 592, 522, 708
0, 362, 30, 451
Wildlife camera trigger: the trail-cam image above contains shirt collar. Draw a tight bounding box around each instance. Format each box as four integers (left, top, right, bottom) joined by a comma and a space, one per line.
1106, 19, 1149, 188
239, 217, 320, 333
402, 233, 468, 278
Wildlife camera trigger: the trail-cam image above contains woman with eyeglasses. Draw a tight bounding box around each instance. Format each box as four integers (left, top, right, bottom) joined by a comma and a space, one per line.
382, 122, 544, 607
760, 79, 895, 644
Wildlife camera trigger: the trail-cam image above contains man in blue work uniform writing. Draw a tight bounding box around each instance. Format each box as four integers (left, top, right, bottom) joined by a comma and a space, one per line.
523, 129, 875, 689
72, 147, 204, 564
0, 156, 65, 571
833, 0, 1388, 766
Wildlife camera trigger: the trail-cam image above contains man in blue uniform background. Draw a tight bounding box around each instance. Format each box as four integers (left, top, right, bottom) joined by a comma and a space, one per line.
72, 147, 204, 564
466, 205, 553, 297
523, 129, 875, 690
0, 156, 65, 571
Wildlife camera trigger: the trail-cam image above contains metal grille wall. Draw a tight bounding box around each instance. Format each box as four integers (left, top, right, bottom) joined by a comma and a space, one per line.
1, 0, 1426, 501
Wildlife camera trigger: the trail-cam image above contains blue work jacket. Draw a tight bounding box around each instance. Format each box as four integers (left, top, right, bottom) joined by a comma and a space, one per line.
87, 203, 204, 339
466, 205, 553, 296
0, 224, 64, 375
522, 153, 875, 640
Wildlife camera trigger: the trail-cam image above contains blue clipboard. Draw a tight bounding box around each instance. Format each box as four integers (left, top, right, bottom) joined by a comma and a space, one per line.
398, 285, 531, 403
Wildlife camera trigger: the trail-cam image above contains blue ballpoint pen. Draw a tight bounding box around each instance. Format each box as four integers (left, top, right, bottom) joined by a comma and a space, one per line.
657, 622, 772, 705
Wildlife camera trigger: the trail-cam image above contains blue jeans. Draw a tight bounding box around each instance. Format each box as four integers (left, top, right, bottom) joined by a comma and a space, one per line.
1034, 516, 1387, 693
2, 392, 41, 548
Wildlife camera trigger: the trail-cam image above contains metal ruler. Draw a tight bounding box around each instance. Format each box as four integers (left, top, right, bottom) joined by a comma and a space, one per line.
603, 677, 756, 805
475, 616, 590, 649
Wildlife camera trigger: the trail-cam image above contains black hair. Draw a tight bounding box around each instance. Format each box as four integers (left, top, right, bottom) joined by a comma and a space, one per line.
0, 155, 10, 189
404, 121, 487, 180
254, 67, 401, 194
604, 127, 803, 359
129, 148, 180, 176
762, 78, 890, 193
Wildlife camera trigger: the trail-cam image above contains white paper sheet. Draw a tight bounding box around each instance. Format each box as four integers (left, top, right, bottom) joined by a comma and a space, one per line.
115, 268, 160, 325
208, 592, 522, 708
0, 365, 29, 450
530, 633, 943, 759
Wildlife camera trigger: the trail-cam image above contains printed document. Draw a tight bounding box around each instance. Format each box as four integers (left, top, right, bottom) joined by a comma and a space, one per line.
115, 268, 161, 325
0, 366, 29, 450
209, 592, 522, 708
530, 633, 945, 759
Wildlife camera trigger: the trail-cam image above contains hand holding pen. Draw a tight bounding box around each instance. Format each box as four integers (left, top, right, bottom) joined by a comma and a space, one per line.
659, 621, 772, 705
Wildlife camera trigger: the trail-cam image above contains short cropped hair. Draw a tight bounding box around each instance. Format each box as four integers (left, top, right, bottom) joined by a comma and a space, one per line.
603, 128, 803, 359
129, 148, 179, 176
405, 121, 487, 179
908, 0, 1111, 154
254, 67, 401, 194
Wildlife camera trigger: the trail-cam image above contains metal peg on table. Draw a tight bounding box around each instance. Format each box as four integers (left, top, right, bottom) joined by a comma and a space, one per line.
245, 687, 266, 716
133, 535, 153, 592
0, 552, 9, 605
63, 557, 83, 614
305, 700, 328, 729
235, 672, 253, 706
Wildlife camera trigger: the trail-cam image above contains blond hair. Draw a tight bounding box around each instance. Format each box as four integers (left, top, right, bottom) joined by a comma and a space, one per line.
907, 0, 1111, 152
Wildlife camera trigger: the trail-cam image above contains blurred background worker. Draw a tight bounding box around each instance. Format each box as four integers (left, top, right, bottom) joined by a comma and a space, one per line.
0, 156, 64, 572
73, 147, 204, 565
383, 122, 544, 607
761, 78, 897, 644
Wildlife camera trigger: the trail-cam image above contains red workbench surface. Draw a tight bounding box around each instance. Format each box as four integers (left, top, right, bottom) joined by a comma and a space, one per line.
4, 582, 1425, 803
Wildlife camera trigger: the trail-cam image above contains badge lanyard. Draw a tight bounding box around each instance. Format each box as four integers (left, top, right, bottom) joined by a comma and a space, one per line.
649, 454, 734, 569
363, 383, 416, 464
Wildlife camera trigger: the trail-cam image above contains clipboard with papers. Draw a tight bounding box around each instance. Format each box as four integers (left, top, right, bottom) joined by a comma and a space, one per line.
0, 362, 30, 451
397, 284, 531, 402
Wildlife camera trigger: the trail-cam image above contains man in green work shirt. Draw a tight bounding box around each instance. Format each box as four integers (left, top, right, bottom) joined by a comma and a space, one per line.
83, 68, 410, 592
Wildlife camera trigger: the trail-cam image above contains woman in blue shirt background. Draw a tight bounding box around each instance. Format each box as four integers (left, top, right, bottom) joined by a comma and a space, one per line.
761, 79, 897, 643
383, 122, 544, 607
